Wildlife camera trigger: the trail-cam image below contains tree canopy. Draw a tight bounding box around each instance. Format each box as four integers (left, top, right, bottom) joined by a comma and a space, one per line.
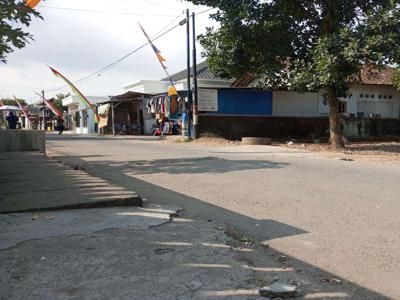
187, 0, 400, 147
0, 98, 27, 106
0, 0, 42, 63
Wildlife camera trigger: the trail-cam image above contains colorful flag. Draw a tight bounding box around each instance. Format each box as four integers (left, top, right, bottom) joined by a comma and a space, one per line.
139, 23, 167, 69
45, 99, 63, 118
49, 66, 99, 123
13, 96, 31, 121
26, 0, 42, 8
168, 86, 177, 96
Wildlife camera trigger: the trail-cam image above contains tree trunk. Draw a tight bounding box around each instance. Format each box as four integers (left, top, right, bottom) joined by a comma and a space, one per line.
326, 88, 345, 150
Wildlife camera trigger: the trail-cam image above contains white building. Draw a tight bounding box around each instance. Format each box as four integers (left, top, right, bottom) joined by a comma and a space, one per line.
123, 61, 233, 94
62, 95, 108, 134
272, 67, 400, 119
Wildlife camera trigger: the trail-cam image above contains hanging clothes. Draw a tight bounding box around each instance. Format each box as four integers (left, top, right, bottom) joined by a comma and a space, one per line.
163, 122, 170, 135
169, 96, 179, 119
150, 98, 156, 114
164, 96, 170, 118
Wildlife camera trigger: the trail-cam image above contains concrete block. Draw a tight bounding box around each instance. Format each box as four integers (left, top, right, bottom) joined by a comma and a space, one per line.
0, 129, 45, 152
242, 137, 273, 145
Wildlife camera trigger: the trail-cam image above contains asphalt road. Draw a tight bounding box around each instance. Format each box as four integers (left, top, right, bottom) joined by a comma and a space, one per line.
47, 134, 400, 299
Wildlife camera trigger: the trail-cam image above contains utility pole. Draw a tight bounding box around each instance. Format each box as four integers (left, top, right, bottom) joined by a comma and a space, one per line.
111, 101, 115, 136
192, 12, 199, 139
42, 90, 46, 131
186, 9, 192, 138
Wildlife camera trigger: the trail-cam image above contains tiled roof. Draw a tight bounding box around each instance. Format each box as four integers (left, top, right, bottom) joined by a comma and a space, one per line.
231, 74, 256, 88
359, 65, 395, 85
166, 62, 396, 87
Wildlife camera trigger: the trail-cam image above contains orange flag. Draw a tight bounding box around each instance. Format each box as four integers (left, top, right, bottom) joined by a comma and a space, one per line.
26, 0, 41, 8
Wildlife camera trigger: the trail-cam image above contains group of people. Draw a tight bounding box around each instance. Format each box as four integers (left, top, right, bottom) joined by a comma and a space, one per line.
4, 111, 65, 134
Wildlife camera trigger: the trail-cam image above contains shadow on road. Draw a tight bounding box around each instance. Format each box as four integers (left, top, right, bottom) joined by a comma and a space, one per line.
105, 157, 288, 175
48, 151, 391, 299
47, 134, 160, 143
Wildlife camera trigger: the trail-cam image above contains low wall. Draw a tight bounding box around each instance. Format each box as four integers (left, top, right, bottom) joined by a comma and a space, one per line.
343, 118, 400, 138
198, 115, 400, 140
0, 130, 46, 152
199, 115, 329, 140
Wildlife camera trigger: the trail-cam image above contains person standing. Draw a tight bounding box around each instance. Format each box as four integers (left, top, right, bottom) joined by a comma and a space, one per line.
55, 116, 65, 135
5, 112, 19, 129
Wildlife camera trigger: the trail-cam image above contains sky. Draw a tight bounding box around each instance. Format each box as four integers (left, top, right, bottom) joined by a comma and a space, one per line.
0, 0, 217, 103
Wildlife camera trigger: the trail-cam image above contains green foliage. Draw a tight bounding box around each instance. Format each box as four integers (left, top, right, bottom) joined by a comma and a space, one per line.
0, 0, 42, 63
52, 93, 70, 112
393, 70, 400, 90
188, 0, 400, 95
1, 98, 27, 106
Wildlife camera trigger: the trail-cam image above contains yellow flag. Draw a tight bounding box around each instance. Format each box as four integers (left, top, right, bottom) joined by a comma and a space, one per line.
168, 86, 178, 96
26, 0, 41, 8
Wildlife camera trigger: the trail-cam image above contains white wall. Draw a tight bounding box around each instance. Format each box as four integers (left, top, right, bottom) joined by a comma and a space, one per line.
273, 91, 320, 117
350, 85, 400, 118
124, 80, 170, 94
274, 86, 400, 119
63, 96, 107, 134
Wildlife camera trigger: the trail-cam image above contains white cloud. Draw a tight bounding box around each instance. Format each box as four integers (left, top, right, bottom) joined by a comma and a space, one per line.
0, 0, 217, 102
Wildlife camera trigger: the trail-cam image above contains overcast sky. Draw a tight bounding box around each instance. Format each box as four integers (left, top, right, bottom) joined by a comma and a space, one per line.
0, 0, 216, 103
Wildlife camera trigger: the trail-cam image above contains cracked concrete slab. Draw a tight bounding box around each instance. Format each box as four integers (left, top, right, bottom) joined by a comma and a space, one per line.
0, 204, 181, 250
0, 216, 261, 300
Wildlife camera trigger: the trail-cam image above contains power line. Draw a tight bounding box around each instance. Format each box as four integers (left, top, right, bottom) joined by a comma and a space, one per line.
45, 14, 185, 93
44, 7, 216, 93
115, 0, 175, 11
39, 5, 178, 18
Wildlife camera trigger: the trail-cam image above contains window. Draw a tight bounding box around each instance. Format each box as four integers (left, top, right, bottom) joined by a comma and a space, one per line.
339, 101, 347, 113
365, 94, 370, 99
383, 95, 387, 99
75, 111, 80, 127
82, 110, 88, 127
370, 94, 375, 99
360, 94, 364, 98
389, 95, 393, 99
378, 95, 382, 99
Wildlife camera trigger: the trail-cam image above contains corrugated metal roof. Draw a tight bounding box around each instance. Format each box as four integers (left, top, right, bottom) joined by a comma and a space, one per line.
163, 61, 223, 82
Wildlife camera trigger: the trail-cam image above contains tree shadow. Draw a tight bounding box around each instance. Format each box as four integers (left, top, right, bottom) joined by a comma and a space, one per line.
47, 134, 160, 143
49, 153, 392, 299
98, 157, 288, 175
345, 143, 400, 154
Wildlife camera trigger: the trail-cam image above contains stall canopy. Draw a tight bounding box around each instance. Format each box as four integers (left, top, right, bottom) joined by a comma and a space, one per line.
97, 91, 151, 135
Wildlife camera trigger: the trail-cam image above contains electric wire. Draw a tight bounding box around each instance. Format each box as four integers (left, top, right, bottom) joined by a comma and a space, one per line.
44, 7, 216, 93
39, 5, 178, 18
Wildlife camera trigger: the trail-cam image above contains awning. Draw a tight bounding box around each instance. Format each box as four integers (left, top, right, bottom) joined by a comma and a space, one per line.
0, 105, 22, 111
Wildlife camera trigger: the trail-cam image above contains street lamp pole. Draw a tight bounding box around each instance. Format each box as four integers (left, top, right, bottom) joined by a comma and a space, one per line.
185, 9, 192, 138
192, 11, 199, 139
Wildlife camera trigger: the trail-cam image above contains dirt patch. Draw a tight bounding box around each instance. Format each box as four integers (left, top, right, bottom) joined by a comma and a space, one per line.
278, 141, 400, 163
192, 132, 240, 146
164, 132, 240, 147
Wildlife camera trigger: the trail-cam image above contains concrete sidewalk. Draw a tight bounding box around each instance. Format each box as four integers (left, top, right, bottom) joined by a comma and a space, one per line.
0, 152, 142, 213
0, 152, 263, 299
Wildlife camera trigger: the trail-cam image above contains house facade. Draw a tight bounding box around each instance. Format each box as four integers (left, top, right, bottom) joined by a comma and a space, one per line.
122, 62, 400, 139
273, 85, 400, 119
62, 95, 108, 134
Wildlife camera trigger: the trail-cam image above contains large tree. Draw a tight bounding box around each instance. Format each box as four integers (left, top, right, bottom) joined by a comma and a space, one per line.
187, 0, 400, 148
0, 0, 42, 63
